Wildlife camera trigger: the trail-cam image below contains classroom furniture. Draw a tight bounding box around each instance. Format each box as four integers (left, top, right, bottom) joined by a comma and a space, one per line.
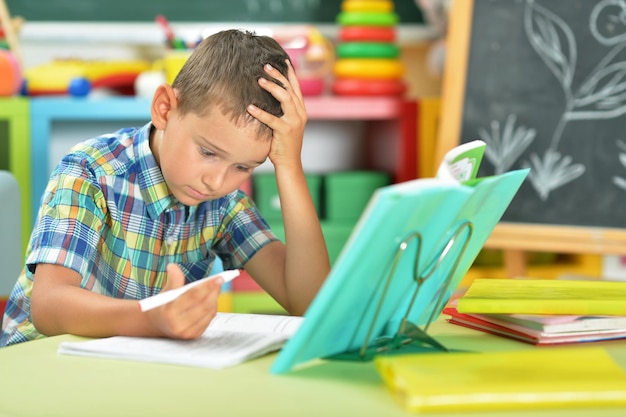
0, 97, 30, 251
436, 0, 626, 277
29, 96, 417, 224
29, 97, 151, 221
1, 317, 625, 417
0, 170, 21, 306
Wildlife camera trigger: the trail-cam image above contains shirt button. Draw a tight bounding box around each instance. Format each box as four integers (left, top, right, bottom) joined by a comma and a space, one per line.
166, 236, 174, 245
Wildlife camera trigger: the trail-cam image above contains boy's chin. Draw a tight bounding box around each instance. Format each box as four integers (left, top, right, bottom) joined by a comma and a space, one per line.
172, 190, 207, 206
173, 188, 233, 206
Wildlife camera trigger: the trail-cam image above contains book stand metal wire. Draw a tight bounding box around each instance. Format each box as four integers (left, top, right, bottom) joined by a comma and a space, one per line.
329, 220, 474, 361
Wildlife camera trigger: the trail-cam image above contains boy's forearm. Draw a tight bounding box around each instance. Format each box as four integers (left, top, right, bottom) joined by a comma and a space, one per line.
275, 165, 331, 315
31, 281, 155, 338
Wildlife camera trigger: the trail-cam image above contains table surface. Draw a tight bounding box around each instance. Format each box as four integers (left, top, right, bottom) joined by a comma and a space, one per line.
2, 318, 626, 417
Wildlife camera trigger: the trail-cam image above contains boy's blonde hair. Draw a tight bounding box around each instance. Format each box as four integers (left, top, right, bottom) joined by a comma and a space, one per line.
172, 29, 290, 139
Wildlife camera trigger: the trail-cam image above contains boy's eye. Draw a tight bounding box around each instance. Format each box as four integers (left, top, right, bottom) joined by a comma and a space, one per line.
235, 165, 251, 173
200, 147, 215, 158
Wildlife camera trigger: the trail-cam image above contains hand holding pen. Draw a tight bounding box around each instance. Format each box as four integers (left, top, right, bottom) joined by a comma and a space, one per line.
140, 264, 240, 339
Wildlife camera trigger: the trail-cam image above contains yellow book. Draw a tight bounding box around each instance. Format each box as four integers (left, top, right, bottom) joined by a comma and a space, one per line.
456, 278, 626, 315
375, 348, 626, 413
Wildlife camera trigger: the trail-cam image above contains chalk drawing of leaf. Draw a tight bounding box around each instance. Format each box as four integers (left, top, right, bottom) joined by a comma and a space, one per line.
570, 62, 626, 118
524, 0, 577, 94
522, 149, 585, 201
613, 140, 626, 190
478, 114, 536, 174
614, 176, 626, 190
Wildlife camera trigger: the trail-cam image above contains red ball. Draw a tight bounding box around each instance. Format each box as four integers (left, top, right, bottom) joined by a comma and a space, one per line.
0, 50, 22, 96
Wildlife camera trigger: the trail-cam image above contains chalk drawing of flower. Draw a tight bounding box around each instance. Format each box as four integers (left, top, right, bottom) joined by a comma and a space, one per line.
522, 149, 585, 201
478, 114, 536, 174
515, 0, 626, 200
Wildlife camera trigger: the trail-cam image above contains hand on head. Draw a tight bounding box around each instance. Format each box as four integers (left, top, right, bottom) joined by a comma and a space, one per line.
143, 263, 222, 340
247, 60, 307, 170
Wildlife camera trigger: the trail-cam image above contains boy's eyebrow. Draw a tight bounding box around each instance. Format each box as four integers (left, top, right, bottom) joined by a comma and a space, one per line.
200, 137, 267, 166
246, 156, 268, 166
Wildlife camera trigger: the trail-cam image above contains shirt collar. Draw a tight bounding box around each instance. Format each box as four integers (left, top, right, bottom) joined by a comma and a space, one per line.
135, 123, 182, 219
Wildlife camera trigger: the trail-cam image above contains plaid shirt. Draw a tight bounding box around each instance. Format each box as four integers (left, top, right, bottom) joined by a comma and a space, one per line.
1, 123, 277, 346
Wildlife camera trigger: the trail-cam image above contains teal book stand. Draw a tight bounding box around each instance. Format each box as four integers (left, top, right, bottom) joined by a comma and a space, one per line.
271, 168, 529, 374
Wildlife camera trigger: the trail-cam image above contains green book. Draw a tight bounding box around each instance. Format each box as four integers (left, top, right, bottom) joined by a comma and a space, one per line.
457, 278, 626, 315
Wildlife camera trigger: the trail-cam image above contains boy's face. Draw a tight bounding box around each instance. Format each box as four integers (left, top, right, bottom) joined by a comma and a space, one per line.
151, 103, 270, 206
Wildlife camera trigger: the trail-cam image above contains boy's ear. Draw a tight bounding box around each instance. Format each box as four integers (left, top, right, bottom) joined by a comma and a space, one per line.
151, 84, 178, 129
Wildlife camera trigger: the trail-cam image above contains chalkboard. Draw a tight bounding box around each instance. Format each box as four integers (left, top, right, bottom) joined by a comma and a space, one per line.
6, 0, 423, 23
437, 0, 626, 256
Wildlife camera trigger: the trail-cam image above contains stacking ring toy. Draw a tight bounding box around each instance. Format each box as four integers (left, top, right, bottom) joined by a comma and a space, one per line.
298, 77, 325, 96
341, 0, 394, 13
333, 59, 404, 79
336, 11, 399, 27
336, 42, 400, 59
339, 26, 396, 43
332, 79, 407, 96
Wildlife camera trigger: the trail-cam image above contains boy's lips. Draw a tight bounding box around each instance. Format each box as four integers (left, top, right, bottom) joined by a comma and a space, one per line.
185, 185, 211, 200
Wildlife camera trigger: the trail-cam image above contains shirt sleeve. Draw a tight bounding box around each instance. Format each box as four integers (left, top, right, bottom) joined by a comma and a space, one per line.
213, 191, 278, 270
26, 157, 106, 283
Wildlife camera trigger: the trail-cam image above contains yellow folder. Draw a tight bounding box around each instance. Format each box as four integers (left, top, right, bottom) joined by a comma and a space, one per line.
375, 348, 626, 413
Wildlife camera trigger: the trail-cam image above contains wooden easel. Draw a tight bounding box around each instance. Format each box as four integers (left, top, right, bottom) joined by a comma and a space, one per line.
435, 0, 626, 278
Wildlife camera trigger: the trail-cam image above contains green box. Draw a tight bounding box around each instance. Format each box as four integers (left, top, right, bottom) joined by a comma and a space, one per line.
252, 173, 322, 221
324, 171, 391, 222
266, 220, 353, 266
321, 221, 355, 265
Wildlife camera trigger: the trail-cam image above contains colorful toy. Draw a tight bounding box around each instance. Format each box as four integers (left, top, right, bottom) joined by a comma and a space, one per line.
339, 26, 396, 42
342, 0, 395, 13
274, 26, 334, 96
333, 0, 406, 97
332, 78, 406, 96
334, 58, 404, 79
336, 42, 400, 59
336, 11, 399, 26
0, 49, 21, 96
23, 59, 151, 96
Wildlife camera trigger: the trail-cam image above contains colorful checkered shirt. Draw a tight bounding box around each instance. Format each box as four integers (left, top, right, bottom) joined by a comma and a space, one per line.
1, 123, 277, 346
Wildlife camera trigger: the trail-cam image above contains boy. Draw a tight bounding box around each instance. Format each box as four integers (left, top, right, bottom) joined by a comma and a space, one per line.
1, 29, 330, 346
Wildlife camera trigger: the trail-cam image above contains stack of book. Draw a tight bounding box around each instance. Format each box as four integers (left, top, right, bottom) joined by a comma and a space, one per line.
446, 278, 626, 345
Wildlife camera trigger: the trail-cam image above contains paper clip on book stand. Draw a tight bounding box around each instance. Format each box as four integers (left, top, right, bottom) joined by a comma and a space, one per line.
331, 220, 474, 362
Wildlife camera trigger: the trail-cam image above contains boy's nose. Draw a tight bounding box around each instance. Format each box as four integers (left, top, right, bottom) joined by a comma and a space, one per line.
202, 166, 227, 192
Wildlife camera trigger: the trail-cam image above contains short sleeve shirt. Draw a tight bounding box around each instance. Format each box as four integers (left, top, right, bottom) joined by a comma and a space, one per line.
0, 123, 277, 346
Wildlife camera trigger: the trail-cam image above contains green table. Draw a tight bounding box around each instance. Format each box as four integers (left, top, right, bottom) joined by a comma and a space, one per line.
2, 319, 626, 417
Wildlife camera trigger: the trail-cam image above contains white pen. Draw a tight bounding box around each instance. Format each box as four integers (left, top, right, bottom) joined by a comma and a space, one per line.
139, 269, 241, 312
